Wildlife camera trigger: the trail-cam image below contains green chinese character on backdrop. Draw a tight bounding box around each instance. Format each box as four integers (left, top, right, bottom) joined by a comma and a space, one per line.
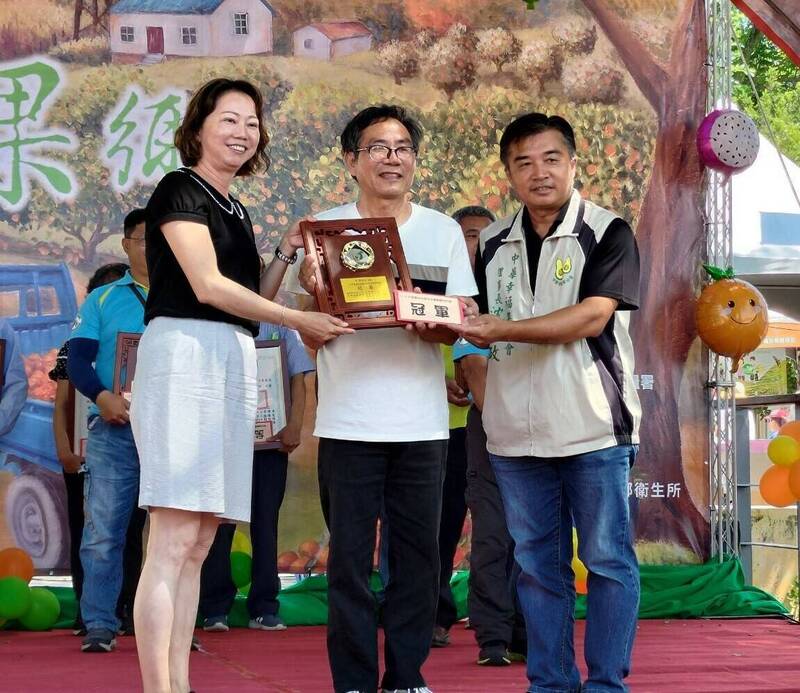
104, 89, 139, 187
103, 86, 185, 192
142, 93, 182, 177
0, 59, 77, 210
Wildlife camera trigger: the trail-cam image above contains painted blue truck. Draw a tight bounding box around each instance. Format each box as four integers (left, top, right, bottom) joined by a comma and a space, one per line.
0, 263, 77, 569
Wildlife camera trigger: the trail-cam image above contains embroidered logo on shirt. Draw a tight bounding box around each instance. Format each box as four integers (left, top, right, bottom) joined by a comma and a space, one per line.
553, 256, 573, 285
71, 315, 82, 330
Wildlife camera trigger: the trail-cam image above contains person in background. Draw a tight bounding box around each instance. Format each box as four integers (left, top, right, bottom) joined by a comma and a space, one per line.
48, 262, 138, 636
432, 206, 499, 649
198, 321, 314, 632
439, 205, 527, 665
453, 206, 494, 276
67, 210, 150, 653
454, 336, 527, 667
444, 205, 527, 665
766, 408, 789, 439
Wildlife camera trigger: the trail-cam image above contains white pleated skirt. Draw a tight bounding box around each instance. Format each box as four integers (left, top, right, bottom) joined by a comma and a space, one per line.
131, 317, 257, 522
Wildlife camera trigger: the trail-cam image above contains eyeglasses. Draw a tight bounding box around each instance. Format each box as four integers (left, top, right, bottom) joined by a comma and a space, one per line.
354, 144, 417, 162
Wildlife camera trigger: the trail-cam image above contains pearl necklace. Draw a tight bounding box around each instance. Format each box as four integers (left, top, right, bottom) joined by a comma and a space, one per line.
181, 168, 244, 220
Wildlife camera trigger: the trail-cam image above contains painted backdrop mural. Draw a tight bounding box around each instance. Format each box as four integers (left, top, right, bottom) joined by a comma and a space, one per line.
0, 0, 711, 572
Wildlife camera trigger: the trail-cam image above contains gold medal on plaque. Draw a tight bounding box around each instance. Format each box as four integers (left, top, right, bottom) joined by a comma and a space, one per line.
340, 240, 375, 271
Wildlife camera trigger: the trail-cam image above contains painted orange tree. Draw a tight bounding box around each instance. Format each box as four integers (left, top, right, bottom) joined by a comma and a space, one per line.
579, 0, 710, 556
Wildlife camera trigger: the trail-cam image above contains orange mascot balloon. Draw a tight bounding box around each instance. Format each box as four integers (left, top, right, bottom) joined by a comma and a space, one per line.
695, 265, 768, 372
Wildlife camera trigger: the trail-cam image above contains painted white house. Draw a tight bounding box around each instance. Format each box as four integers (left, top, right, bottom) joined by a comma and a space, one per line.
109, 0, 274, 63
292, 21, 373, 61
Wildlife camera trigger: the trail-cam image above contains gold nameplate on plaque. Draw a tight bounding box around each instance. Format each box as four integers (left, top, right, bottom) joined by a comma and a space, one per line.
341, 276, 391, 303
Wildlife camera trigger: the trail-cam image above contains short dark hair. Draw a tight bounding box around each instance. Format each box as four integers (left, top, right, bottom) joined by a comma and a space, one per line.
174, 78, 270, 177
87, 262, 129, 293
340, 104, 423, 155
499, 113, 576, 165
123, 208, 147, 237
452, 205, 496, 224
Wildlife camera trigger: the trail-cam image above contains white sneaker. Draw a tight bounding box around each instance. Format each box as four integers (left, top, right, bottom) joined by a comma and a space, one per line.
381, 688, 433, 693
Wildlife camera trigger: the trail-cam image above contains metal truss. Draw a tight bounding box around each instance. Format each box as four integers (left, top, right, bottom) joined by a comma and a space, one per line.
705, 0, 738, 560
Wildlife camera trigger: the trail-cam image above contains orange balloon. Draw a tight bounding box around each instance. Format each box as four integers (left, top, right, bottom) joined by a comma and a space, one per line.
575, 579, 588, 595
789, 462, 800, 499
780, 421, 800, 445
0, 548, 35, 582
759, 465, 797, 508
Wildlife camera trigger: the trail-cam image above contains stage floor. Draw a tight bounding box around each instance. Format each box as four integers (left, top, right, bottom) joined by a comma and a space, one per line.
2, 618, 799, 692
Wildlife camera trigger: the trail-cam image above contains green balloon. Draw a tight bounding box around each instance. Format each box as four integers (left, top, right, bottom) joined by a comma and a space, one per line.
230, 551, 252, 589
19, 588, 60, 631
0, 576, 31, 620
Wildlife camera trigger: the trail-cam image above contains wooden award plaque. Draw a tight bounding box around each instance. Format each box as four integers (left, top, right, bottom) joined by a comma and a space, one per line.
113, 332, 141, 402
300, 217, 414, 329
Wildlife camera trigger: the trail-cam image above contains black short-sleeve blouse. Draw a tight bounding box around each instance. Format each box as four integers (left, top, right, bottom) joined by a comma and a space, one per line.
144, 168, 260, 337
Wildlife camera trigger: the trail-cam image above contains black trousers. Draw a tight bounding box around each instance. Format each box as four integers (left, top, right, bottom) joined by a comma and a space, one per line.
465, 407, 526, 648
435, 426, 468, 629
64, 471, 85, 614
199, 449, 289, 618
318, 437, 447, 693
62, 470, 146, 623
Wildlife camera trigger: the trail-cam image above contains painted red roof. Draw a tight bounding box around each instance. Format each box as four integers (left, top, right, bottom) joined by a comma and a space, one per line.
304, 21, 372, 41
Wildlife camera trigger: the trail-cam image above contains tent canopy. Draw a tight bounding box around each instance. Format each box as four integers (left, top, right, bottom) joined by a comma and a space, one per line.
732, 132, 800, 320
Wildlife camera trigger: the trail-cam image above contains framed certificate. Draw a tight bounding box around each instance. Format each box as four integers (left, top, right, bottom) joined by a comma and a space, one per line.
113, 332, 141, 402
254, 339, 291, 450
110, 332, 290, 449
66, 384, 91, 457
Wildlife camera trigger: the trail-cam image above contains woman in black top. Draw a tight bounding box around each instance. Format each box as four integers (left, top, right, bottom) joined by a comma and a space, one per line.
130, 79, 351, 693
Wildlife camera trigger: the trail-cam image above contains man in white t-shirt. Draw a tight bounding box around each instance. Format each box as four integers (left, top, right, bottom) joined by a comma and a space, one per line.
284, 105, 477, 693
